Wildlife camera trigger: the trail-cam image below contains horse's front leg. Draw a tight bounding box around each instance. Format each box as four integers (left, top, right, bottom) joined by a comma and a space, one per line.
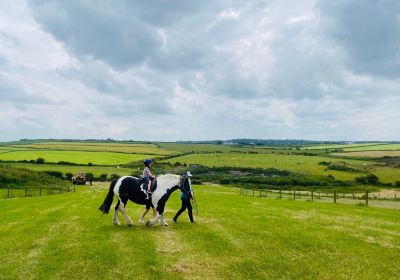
160, 213, 168, 226
146, 211, 160, 226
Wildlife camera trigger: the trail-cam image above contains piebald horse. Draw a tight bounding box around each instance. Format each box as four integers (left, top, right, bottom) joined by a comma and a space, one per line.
99, 174, 187, 226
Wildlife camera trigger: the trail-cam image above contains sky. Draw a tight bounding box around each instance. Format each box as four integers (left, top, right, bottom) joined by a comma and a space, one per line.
0, 0, 399, 142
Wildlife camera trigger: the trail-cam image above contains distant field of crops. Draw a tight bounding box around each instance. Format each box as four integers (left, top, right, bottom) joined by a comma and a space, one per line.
0, 150, 154, 165
12, 142, 177, 155
343, 144, 400, 151
158, 142, 280, 153
333, 151, 400, 158
4, 163, 134, 177
163, 153, 376, 180
301, 143, 385, 150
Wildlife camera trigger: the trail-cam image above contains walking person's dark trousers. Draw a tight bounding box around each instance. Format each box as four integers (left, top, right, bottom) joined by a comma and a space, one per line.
173, 199, 194, 222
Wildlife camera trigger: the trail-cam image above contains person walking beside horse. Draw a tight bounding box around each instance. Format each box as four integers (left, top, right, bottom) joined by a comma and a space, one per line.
173, 171, 194, 223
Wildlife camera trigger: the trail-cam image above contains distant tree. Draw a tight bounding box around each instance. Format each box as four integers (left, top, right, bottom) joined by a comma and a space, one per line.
395, 181, 400, 188
36, 157, 45, 164
88, 162, 93, 166
366, 174, 379, 185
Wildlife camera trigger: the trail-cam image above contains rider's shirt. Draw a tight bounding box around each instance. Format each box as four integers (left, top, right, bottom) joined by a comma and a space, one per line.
143, 167, 151, 178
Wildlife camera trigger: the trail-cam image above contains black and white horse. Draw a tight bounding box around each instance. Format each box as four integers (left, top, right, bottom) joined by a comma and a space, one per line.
99, 174, 187, 226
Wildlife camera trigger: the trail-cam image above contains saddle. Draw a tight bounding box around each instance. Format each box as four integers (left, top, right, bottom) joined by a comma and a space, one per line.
140, 176, 157, 193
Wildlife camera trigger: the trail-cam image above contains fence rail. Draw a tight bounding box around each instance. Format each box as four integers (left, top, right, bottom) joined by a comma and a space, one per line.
0, 185, 75, 199
240, 187, 400, 207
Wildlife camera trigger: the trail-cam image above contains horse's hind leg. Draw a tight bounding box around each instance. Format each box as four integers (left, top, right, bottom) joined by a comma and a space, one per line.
113, 200, 121, 225
118, 197, 134, 226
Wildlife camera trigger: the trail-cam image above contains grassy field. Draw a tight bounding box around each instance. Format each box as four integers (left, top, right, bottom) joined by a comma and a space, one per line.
301, 143, 385, 150
12, 142, 177, 156
343, 144, 400, 152
0, 184, 399, 279
157, 142, 279, 153
163, 153, 376, 180
333, 151, 400, 157
2, 163, 134, 177
0, 150, 155, 165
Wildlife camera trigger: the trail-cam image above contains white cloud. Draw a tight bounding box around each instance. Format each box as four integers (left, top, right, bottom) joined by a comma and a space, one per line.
0, 0, 399, 141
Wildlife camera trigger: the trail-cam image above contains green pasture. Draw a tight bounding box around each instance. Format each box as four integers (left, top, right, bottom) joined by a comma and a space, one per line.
333, 151, 400, 158
0, 150, 154, 165
3, 163, 134, 177
12, 142, 177, 156
0, 184, 399, 279
301, 143, 385, 150
343, 144, 400, 151
157, 142, 278, 154
162, 153, 377, 181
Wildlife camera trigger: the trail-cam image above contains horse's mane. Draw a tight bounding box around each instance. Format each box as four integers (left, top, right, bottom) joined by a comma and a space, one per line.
157, 173, 181, 180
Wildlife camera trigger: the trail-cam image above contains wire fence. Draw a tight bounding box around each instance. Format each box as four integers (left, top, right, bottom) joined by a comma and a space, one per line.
240, 187, 400, 209
0, 185, 75, 199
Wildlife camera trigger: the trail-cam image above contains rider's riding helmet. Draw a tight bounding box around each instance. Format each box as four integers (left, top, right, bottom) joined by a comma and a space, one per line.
144, 159, 152, 167
185, 171, 192, 177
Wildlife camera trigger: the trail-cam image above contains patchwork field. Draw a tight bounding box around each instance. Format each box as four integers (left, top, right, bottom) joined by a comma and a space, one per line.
343, 144, 400, 152
0, 150, 153, 165
162, 153, 376, 181
301, 143, 385, 150
3, 163, 134, 177
12, 142, 177, 156
158, 142, 278, 153
1, 184, 399, 280
333, 151, 400, 158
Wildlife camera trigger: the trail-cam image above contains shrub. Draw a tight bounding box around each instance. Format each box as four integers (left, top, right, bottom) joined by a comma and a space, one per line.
86, 173, 94, 180
43, 171, 63, 179
110, 174, 120, 180
65, 173, 73, 180
395, 181, 400, 188
36, 157, 45, 164
99, 174, 108, 182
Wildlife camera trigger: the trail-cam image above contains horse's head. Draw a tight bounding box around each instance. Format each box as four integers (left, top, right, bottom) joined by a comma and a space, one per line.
179, 174, 193, 199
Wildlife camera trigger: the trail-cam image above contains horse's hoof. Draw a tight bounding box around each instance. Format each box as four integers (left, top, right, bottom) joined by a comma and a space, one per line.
163, 223, 169, 226
127, 223, 133, 227
146, 221, 150, 226
138, 220, 145, 224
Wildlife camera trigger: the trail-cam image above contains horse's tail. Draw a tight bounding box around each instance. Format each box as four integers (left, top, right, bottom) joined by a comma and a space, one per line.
99, 180, 117, 214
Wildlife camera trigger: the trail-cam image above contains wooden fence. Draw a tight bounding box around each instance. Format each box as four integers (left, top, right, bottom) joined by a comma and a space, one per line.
240, 187, 400, 207
0, 185, 75, 199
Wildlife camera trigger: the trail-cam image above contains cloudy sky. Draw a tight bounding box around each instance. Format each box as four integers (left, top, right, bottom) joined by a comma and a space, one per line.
0, 0, 399, 141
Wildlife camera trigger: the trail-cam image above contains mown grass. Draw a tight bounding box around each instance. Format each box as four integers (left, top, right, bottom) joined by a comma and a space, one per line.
0, 150, 155, 165
0, 184, 399, 279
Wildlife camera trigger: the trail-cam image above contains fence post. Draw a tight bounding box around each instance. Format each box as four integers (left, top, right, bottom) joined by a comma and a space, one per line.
311, 191, 314, 201
293, 189, 296, 200
8, 188, 10, 198
253, 188, 255, 197
366, 191, 369, 206
334, 191, 337, 204
279, 188, 282, 199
